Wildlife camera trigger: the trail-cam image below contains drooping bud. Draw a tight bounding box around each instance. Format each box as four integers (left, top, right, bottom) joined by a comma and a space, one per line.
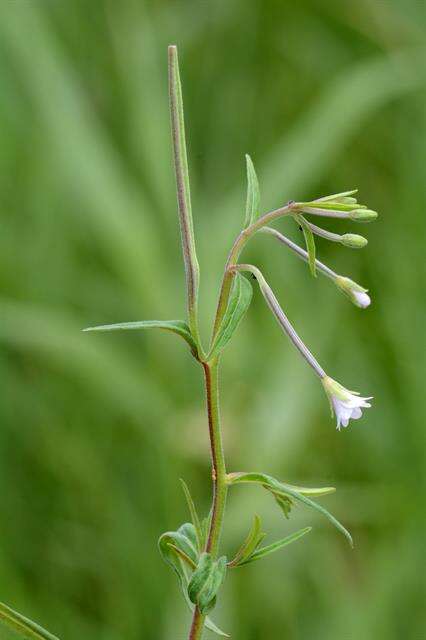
340, 233, 368, 248
335, 276, 371, 308
348, 209, 378, 222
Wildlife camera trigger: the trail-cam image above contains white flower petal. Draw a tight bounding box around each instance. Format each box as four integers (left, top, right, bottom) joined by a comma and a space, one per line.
354, 291, 371, 308
324, 377, 372, 430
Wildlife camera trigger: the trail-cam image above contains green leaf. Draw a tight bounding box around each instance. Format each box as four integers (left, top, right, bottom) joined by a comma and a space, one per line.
0, 601, 59, 640
159, 528, 197, 579
180, 479, 203, 552
158, 527, 229, 637
228, 515, 266, 567
188, 553, 227, 615
83, 319, 198, 354
244, 154, 260, 228
270, 490, 293, 519
166, 543, 197, 570
209, 272, 253, 359
198, 556, 227, 614
283, 483, 336, 497
295, 214, 316, 277
228, 472, 353, 547
188, 553, 213, 605
238, 527, 312, 565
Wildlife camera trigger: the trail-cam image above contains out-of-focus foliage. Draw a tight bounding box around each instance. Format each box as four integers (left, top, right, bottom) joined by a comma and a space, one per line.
0, 1, 425, 638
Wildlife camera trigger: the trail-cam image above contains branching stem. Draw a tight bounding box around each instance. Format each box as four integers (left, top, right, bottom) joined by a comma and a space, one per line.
211, 201, 297, 341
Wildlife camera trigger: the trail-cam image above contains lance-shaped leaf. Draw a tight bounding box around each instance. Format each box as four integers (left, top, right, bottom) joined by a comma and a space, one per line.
180, 479, 203, 552
228, 472, 352, 547
158, 526, 229, 637
268, 482, 335, 518
237, 527, 312, 566
208, 272, 253, 359
295, 214, 317, 277
228, 515, 266, 567
243, 154, 260, 228
0, 601, 60, 640
83, 319, 198, 354
188, 553, 227, 615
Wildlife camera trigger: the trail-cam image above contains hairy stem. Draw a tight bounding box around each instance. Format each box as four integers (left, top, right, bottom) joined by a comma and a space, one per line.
188, 358, 227, 640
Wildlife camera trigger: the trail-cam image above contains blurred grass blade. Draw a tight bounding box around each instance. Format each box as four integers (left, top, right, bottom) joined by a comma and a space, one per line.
228, 515, 266, 567
180, 479, 203, 552
83, 319, 197, 353
238, 527, 312, 566
244, 154, 260, 228
209, 273, 253, 358
0, 601, 59, 640
295, 214, 317, 277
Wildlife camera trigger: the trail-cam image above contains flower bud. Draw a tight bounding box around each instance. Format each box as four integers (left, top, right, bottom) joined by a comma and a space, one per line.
340, 233, 368, 248
348, 209, 378, 222
335, 276, 371, 308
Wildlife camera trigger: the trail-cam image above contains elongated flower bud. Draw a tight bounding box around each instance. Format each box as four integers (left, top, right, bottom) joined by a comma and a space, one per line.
348, 209, 378, 222
335, 276, 371, 308
340, 233, 368, 248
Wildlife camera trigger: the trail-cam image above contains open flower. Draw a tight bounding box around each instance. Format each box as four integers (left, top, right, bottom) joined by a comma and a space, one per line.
322, 376, 372, 430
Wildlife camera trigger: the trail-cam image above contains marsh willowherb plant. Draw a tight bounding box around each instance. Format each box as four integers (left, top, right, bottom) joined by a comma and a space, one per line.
83, 46, 377, 639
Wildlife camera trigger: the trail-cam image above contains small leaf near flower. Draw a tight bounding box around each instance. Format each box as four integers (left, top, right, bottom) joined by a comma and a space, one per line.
244, 154, 260, 228
295, 214, 317, 277
209, 272, 253, 358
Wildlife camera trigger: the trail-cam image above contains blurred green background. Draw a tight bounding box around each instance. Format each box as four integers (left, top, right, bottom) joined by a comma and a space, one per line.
0, 1, 425, 639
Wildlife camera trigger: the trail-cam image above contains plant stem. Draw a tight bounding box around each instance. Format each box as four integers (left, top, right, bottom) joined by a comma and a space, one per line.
211, 201, 297, 341
189, 608, 205, 640
188, 358, 227, 640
